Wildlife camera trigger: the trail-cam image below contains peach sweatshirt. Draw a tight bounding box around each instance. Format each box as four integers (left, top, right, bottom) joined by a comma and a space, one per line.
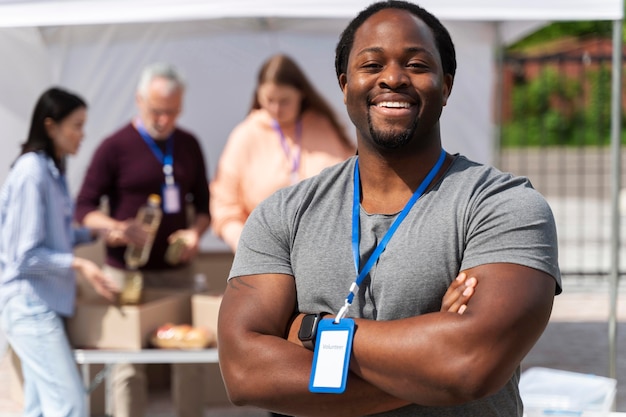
210, 108, 354, 251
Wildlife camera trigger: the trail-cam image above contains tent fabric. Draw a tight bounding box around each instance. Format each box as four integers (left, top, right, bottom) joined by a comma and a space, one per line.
0, 0, 622, 27
0, 1, 622, 251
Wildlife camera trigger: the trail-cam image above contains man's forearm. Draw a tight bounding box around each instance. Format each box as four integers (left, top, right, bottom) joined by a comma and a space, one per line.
191, 213, 211, 237
82, 210, 118, 229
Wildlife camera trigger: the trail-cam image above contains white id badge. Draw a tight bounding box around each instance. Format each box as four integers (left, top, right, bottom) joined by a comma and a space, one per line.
162, 183, 181, 214
309, 318, 354, 394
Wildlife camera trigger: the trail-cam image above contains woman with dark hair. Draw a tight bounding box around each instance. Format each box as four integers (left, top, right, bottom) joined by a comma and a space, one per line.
210, 54, 356, 252
0, 87, 118, 417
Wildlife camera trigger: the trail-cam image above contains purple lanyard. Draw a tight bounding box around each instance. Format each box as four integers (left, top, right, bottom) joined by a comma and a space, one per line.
335, 149, 447, 322
272, 119, 302, 179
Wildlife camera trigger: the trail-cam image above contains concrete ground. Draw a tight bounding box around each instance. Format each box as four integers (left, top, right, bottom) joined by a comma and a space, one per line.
1, 280, 625, 416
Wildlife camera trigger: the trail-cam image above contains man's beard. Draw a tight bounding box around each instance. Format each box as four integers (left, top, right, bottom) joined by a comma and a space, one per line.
368, 112, 419, 149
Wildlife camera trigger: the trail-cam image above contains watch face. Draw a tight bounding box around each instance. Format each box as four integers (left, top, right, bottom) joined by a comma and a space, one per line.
298, 314, 319, 340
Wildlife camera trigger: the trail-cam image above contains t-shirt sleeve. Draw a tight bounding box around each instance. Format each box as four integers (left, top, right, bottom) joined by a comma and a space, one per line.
460, 173, 562, 294
228, 190, 294, 280
209, 124, 249, 242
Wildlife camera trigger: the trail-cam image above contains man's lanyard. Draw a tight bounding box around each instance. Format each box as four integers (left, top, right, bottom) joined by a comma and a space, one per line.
272, 119, 302, 184
335, 148, 447, 322
135, 118, 175, 185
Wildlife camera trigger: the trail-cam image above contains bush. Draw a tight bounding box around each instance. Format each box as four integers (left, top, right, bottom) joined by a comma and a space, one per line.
501, 65, 626, 147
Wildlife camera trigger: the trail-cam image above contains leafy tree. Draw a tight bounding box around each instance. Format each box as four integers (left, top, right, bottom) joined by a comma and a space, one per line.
502, 5, 626, 148
508, 19, 623, 52
502, 65, 626, 147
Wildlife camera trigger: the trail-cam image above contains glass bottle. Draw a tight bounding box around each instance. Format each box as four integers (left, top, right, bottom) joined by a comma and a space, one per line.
120, 194, 162, 304
124, 194, 163, 269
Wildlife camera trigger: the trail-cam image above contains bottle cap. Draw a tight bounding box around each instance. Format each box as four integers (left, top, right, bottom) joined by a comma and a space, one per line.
148, 194, 161, 205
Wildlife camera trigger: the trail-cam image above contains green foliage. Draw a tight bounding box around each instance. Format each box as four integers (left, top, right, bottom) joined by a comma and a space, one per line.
501, 66, 626, 147
502, 10, 626, 147
508, 21, 616, 51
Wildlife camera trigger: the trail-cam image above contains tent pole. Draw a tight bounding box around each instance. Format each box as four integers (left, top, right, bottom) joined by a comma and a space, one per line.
493, 22, 503, 168
608, 17, 623, 383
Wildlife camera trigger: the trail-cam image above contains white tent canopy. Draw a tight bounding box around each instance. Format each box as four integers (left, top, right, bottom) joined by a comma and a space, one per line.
0, 0, 622, 253
0, 0, 622, 26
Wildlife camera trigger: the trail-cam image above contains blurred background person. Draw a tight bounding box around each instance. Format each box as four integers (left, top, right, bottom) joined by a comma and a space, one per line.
74, 62, 211, 417
210, 53, 355, 252
0, 87, 119, 417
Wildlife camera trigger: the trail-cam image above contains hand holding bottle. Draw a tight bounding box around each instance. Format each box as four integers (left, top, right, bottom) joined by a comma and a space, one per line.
100, 219, 149, 247
122, 219, 153, 247
166, 229, 200, 264
125, 194, 162, 269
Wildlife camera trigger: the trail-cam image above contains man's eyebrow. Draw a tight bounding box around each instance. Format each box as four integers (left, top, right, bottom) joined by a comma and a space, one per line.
356, 46, 434, 57
406, 46, 434, 55
356, 46, 384, 57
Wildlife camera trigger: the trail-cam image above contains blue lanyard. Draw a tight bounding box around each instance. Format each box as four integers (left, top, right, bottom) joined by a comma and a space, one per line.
135, 119, 175, 185
336, 149, 447, 322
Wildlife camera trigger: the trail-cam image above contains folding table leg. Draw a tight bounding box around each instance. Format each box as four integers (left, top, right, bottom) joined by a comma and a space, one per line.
105, 364, 113, 417
80, 363, 90, 417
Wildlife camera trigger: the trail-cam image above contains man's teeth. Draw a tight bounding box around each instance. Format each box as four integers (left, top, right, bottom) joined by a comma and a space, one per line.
376, 102, 411, 108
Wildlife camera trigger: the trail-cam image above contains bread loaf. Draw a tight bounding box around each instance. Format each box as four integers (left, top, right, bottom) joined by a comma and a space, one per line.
151, 323, 216, 349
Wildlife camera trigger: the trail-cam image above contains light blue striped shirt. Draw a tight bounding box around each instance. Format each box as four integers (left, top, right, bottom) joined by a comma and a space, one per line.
0, 152, 93, 317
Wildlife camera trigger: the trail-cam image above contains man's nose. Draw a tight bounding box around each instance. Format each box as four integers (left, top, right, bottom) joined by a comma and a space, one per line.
156, 112, 174, 126
378, 63, 409, 89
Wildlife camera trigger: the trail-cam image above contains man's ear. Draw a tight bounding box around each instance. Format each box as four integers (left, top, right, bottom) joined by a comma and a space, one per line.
339, 74, 348, 104
442, 74, 454, 107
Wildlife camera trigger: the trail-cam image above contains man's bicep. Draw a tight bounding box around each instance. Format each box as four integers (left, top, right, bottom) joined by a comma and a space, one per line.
462, 263, 556, 362
219, 273, 297, 340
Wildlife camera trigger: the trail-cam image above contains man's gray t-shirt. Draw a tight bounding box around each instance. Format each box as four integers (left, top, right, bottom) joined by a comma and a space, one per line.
230, 154, 561, 417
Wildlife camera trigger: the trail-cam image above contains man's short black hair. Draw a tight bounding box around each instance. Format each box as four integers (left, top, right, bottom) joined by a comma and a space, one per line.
335, 1, 457, 84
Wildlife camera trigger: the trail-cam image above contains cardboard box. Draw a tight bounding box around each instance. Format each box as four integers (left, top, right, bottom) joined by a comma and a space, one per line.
194, 252, 233, 293
191, 292, 222, 340
67, 289, 191, 350
191, 293, 230, 406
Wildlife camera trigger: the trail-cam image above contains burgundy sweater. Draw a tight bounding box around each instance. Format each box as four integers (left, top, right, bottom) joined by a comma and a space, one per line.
75, 123, 210, 270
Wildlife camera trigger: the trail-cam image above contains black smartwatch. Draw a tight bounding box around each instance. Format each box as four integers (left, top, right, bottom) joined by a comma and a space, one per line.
298, 313, 324, 350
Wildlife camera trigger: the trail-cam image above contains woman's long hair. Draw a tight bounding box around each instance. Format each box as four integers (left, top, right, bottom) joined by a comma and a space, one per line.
19, 87, 87, 173
250, 54, 353, 150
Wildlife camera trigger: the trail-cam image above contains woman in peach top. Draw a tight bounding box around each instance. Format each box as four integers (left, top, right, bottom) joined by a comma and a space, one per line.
210, 54, 355, 252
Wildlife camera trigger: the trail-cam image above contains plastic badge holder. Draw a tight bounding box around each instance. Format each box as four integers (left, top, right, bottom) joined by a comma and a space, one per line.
519, 367, 617, 417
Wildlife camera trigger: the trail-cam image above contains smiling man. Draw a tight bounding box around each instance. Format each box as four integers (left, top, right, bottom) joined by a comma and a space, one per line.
218, 2, 561, 416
